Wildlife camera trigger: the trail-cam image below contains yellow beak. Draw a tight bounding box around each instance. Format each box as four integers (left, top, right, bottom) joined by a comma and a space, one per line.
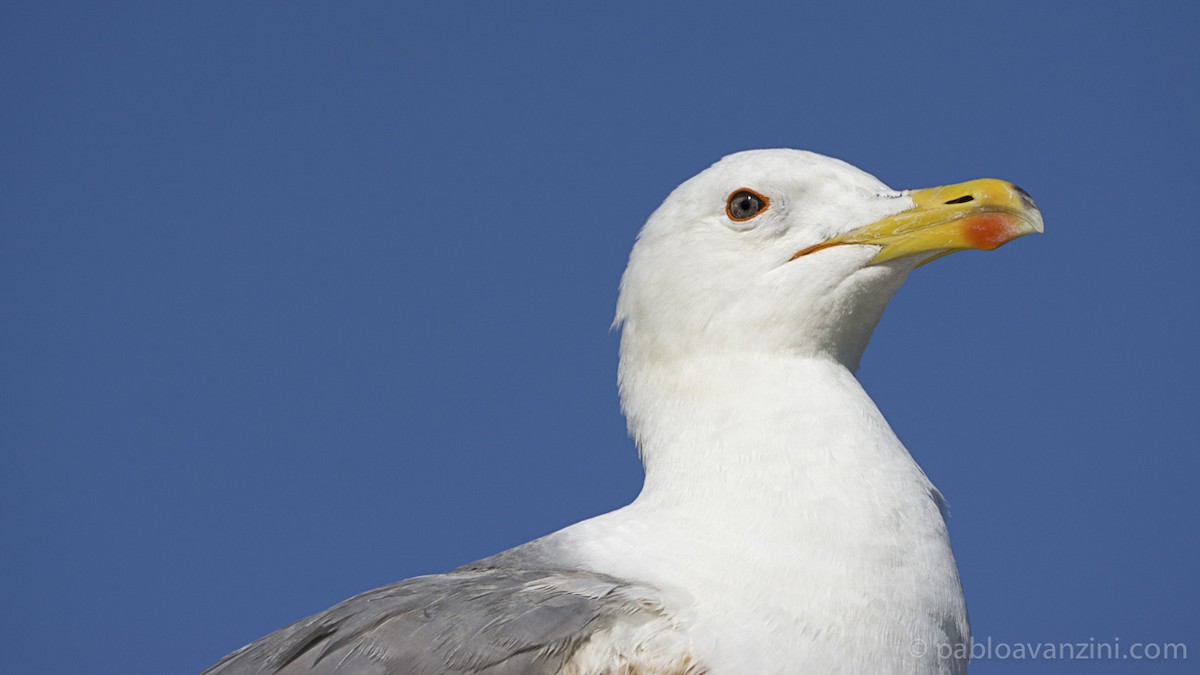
792, 179, 1044, 266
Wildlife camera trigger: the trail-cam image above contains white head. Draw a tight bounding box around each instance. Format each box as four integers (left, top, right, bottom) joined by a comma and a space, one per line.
614, 148, 1042, 415
617, 149, 914, 372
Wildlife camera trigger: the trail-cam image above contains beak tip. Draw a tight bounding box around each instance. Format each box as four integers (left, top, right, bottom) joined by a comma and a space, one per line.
1023, 208, 1045, 235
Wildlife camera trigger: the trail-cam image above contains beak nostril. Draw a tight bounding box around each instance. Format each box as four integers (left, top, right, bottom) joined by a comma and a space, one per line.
944, 195, 974, 205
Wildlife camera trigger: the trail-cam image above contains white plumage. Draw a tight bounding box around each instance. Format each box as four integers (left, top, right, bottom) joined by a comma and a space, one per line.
571, 150, 975, 673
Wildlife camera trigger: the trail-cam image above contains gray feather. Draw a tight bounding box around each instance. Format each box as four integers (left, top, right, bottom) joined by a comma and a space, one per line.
203, 543, 672, 675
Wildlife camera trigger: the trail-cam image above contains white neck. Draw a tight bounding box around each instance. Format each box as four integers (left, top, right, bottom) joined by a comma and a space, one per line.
620, 354, 945, 543
567, 353, 969, 673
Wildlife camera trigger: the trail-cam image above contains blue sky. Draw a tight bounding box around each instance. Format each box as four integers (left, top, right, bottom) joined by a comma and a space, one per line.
2, 2, 1197, 673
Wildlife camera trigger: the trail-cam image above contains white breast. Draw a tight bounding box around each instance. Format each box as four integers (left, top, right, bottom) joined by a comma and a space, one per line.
561, 357, 969, 674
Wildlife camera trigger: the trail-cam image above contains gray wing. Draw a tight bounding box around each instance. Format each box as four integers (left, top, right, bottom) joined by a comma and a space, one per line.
202, 564, 675, 675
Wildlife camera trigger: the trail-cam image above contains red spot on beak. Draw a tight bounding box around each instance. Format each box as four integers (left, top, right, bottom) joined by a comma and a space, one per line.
962, 213, 1017, 250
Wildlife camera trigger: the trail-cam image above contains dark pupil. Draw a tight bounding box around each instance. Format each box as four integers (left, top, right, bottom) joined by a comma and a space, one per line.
732, 192, 762, 218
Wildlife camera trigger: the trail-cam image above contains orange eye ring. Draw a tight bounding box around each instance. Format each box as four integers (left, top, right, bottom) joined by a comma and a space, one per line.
726, 188, 770, 222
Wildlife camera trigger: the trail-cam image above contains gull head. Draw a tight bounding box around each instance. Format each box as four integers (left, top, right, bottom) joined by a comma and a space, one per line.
614, 149, 1042, 371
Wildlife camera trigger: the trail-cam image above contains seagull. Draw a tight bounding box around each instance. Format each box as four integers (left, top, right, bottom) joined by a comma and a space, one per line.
204, 149, 1042, 675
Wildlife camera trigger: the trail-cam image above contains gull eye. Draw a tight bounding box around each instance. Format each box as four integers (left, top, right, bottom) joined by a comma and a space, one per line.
726, 189, 769, 222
